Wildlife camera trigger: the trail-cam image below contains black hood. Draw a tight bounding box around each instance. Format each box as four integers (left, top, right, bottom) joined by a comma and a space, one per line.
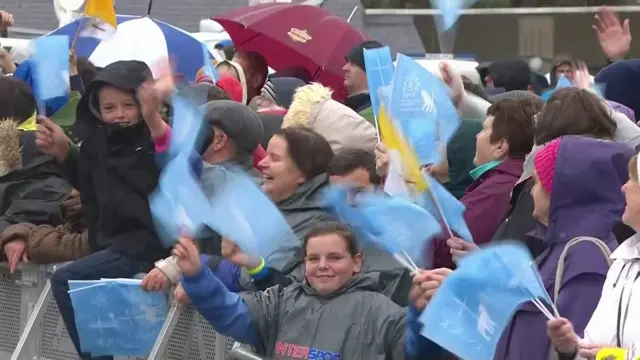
73, 61, 152, 140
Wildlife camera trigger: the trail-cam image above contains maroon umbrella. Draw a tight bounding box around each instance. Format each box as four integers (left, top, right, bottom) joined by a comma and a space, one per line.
213, 3, 368, 101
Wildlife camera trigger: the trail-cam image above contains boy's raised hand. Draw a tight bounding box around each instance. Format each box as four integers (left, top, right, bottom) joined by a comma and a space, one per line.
172, 236, 201, 277
35, 116, 71, 162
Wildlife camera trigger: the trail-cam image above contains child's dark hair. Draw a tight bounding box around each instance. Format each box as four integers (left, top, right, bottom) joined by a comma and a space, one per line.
327, 148, 381, 185
302, 222, 360, 257
0, 77, 36, 123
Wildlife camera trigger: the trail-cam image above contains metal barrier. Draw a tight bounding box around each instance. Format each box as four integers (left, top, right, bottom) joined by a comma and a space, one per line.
226, 346, 267, 360
6, 263, 146, 360
5, 265, 238, 360
147, 301, 237, 360
4, 262, 240, 360
0, 263, 48, 360
9, 278, 147, 360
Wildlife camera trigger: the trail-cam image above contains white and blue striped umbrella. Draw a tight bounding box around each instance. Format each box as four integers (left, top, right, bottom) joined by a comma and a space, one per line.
46, 15, 210, 81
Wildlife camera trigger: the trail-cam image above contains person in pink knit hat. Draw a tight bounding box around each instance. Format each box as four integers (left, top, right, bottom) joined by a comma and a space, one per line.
531, 137, 561, 218
502, 135, 633, 360
424, 135, 634, 360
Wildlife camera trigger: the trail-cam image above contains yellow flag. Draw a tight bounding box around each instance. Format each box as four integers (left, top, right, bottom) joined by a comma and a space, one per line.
81, 0, 117, 40
596, 348, 627, 360
378, 106, 427, 192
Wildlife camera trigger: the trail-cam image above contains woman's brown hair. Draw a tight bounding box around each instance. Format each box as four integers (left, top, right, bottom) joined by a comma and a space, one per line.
302, 222, 360, 257
275, 125, 334, 181
535, 87, 617, 145
486, 98, 539, 159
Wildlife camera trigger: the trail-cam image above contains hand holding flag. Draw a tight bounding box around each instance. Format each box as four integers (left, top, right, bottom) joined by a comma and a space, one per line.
546, 317, 580, 355
409, 268, 453, 311
173, 236, 202, 277
439, 62, 465, 108
419, 242, 555, 360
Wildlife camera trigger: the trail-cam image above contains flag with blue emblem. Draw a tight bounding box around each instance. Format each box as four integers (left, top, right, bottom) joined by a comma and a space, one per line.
388, 54, 460, 165
323, 185, 441, 268
205, 165, 298, 271
31, 35, 70, 105
69, 278, 168, 357
419, 242, 552, 360
420, 173, 473, 242
363, 46, 394, 123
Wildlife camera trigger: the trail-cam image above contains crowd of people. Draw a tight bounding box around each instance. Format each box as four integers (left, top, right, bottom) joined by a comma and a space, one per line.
2, 4, 640, 360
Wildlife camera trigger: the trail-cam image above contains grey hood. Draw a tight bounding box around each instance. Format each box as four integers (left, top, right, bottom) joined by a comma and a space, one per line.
277, 174, 336, 275
240, 272, 406, 359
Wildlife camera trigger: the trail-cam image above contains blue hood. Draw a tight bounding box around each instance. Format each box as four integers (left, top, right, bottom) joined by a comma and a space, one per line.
544, 136, 634, 244
13, 60, 68, 117
595, 59, 640, 121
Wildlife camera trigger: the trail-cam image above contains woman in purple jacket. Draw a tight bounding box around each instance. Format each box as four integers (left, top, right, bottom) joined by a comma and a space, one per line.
492, 136, 631, 359
407, 136, 633, 360
430, 98, 541, 269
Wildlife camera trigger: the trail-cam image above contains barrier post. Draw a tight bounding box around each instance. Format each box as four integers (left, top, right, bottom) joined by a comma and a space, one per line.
10, 281, 53, 360
146, 302, 183, 360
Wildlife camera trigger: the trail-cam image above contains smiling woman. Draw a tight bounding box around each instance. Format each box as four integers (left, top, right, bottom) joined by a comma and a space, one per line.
302, 222, 363, 295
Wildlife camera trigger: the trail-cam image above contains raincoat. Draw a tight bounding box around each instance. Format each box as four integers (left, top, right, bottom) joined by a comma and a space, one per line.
494, 136, 632, 360
60, 60, 167, 262
431, 157, 526, 269
182, 268, 406, 360
578, 234, 640, 359
0, 128, 70, 235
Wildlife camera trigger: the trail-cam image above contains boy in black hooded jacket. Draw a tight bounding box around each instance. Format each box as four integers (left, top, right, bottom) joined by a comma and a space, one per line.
36, 60, 169, 360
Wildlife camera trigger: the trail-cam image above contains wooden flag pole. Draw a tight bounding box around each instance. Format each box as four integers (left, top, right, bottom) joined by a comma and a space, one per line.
70, 21, 84, 49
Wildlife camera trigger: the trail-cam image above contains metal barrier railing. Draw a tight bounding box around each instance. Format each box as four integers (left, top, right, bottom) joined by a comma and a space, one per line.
146, 300, 237, 360
226, 347, 267, 360
0, 263, 49, 360
3, 262, 242, 360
